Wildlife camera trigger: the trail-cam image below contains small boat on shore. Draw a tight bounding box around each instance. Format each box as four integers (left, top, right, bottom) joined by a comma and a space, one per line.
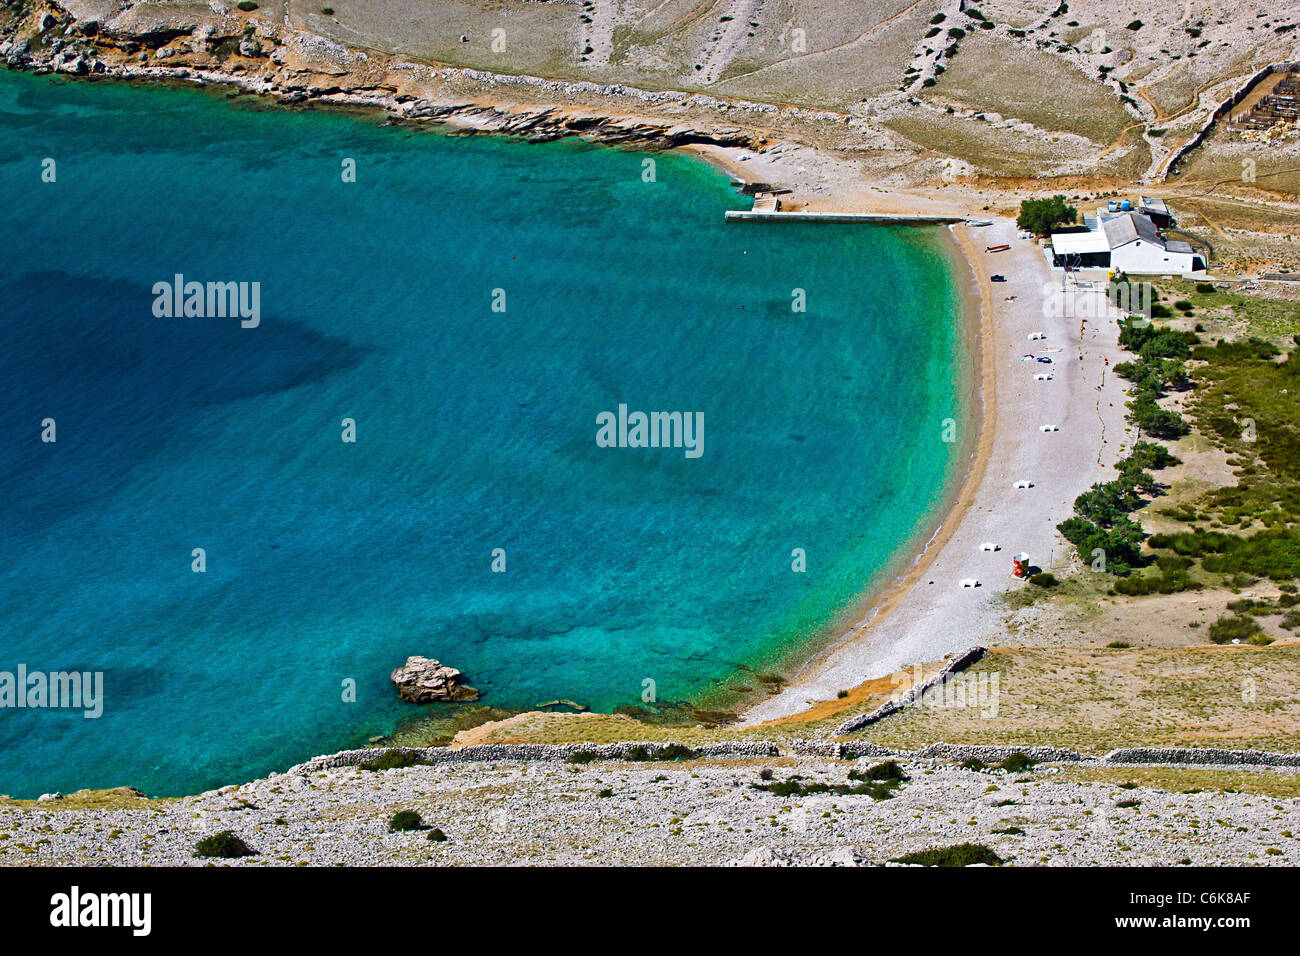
966, 219, 994, 226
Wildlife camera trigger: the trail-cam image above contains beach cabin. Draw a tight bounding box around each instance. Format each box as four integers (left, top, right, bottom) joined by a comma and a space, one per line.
1049, 211, 1204, 275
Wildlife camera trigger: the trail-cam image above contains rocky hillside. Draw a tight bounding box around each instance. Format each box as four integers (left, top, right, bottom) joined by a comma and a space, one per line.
4, 0, 1297, 185
4, 748, 1299, 865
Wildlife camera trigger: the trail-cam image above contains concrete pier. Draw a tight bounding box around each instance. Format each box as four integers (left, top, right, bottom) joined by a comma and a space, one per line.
724, 210, 964, 225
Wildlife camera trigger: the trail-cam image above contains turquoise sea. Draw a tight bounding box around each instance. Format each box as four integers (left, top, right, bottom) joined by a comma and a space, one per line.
0, 70, 966, 797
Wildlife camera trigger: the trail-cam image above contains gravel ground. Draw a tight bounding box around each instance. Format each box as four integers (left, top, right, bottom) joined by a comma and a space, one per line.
5, 757, 1299, 866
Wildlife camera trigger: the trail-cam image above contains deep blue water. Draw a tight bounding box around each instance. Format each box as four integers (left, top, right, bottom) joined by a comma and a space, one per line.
0, 70, 965, 797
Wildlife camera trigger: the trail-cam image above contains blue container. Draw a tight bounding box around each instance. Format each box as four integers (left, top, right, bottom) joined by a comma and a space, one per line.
1120, 199, 1131, 211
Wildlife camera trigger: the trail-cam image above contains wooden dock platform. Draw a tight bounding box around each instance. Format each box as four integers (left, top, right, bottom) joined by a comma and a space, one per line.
724, 210, 964, 225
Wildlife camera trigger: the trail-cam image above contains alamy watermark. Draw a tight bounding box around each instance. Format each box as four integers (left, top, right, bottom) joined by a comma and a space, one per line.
1041, 279, 1154, 322
596, 404, 704, 458
892, 665, 1000, 718
0, 665, 103, 718
152, 273, 260, 328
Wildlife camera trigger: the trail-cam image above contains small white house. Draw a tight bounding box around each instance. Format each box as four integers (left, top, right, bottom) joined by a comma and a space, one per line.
1050, 212, 1204, 274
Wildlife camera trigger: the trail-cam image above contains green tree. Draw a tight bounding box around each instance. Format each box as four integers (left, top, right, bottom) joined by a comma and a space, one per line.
1016, 195, 1077, 235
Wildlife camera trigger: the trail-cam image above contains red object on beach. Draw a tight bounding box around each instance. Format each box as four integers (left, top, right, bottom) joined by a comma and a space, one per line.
985, 243, 1010, 253
1012, 552, 1030, 578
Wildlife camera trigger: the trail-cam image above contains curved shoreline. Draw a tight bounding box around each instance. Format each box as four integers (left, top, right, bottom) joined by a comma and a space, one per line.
0, 18, 1124, 786
741, 221, 997, 725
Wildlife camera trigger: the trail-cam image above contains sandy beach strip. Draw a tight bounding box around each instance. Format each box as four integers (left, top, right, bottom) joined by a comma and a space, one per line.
726, 205, 1132, 725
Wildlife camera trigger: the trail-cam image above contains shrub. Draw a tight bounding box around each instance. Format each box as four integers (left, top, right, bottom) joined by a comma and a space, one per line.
427, 828, 447, 842
1126, 20, 1143, 30
389, 810, 424, 832
1195, 282, 1216, 293
1106, 641, 1132, 648
624, 743, 694, 762
755, 773, 902, 800
849, 760, 908, 783
195, 831, 254, 858
930, 13, 946, 24
567, 749, 602, 764
1174, 300, 1193, 312
959, 758, 987, 770
996, 753, 1034, 772
1121, 441, 1181, 472
236, 1, 259, 10
1029, 572, 1059, 588
893, 843, 1003, 866
359, 750, 425, 772
1207, 614, 1262, 644
597, 788, 614, 798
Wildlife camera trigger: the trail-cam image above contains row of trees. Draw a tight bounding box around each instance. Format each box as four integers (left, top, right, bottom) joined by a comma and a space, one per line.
1056, 441, 1180, 574
1113, 315, 1199, 441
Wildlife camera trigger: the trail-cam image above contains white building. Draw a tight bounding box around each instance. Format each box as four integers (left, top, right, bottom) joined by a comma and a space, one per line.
1050, 211, 1205, 274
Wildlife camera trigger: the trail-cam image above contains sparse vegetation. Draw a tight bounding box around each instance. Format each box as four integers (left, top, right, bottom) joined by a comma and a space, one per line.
996, 753, 1034, 772
360, 750, 427, 772
389, 810, 424, 832
893, 843, 1003, 866
195, 831, 254, 858
1207, 614, 1263, 645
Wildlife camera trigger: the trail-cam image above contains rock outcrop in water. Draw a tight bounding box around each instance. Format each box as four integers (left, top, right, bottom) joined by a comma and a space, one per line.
390, 656, 480, 703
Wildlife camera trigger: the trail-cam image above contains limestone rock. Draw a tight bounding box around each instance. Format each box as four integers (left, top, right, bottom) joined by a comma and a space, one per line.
390, 656, 479, 703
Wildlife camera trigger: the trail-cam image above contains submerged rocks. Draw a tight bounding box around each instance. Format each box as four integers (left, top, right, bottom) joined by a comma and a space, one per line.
390, 656, 479, 703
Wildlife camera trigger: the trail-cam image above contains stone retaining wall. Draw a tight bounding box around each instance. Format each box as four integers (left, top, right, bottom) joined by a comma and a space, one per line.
835, 646, 987, 735
285, 738, 1300, 777
913, 743, 1091, 763
285, 740, 779, 775
1160, 61, 1300, 181
1103, 747, 1300, 767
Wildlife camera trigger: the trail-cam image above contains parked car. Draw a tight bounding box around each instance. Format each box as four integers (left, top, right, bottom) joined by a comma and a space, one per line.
991, 274, 1007, 282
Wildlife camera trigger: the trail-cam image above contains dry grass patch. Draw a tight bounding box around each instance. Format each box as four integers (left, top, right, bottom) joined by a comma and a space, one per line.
0, 787, 168, 811
927, 32, 1133, 144
1058, 764, 1300, 799
848, 644, 1300, 753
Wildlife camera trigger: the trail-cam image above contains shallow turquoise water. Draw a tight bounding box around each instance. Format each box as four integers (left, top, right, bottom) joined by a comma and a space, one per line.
0, 71, 966, 797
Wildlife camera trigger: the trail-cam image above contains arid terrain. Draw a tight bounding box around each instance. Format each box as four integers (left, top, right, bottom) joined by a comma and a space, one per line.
4, 1, 1300, 864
